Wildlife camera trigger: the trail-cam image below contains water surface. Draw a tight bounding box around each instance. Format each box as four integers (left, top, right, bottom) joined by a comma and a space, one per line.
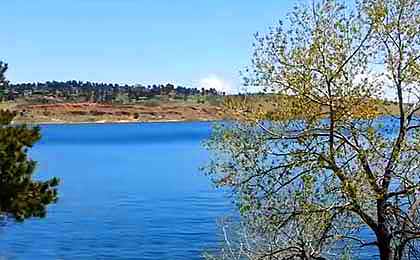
0, 122, 234, 260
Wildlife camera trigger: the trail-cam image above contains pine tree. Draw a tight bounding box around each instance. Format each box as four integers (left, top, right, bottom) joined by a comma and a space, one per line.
0, 61, 59, 221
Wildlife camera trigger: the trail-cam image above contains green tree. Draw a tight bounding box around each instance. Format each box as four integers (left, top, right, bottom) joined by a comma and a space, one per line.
204, 0, 419, 259
0, 61, 59, 221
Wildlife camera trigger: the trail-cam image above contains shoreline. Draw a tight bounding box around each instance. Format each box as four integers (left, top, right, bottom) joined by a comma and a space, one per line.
13, 118, 221, 126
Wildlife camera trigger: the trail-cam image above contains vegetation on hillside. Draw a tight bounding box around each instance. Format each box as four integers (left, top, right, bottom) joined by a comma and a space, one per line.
4, 80, 221, 104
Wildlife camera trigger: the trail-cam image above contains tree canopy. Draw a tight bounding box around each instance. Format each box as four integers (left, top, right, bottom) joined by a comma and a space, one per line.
5, 80, 219, 103
204, 0, 419, 259
0, 62, 59, 221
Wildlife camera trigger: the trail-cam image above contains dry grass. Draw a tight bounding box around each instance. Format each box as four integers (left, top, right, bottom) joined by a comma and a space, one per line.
9, 102, 225, 124
0, 102, 16, 111
2, 95, 416, 124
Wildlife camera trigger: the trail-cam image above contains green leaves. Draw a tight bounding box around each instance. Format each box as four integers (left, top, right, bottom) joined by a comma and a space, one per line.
205, 0, 420, 258
0, 63, 59, 222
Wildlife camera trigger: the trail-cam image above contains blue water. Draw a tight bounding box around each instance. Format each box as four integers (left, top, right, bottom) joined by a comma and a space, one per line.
0, 122, 234, 260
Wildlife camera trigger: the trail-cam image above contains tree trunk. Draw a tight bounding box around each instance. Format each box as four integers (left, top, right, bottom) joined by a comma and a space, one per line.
376, 221, 394, 260
378, 238, 392, 260
377, 199, 392, 260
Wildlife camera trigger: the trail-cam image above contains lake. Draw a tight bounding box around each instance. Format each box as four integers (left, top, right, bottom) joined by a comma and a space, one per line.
0, 122, 234, 260
0, 118, 406, 259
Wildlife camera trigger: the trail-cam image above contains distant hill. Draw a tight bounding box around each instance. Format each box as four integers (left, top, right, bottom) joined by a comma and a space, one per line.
5, 80, 224, 104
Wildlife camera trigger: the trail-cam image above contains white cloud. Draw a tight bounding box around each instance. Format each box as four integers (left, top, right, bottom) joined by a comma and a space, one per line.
198, 75, 237, 94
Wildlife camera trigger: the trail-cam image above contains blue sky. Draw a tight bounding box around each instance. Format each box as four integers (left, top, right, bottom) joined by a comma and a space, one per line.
1, 0, 294, 93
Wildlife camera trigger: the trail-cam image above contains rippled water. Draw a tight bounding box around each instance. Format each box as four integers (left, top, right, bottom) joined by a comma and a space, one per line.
0, 118, 409, 259
0, 122, 234, 260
